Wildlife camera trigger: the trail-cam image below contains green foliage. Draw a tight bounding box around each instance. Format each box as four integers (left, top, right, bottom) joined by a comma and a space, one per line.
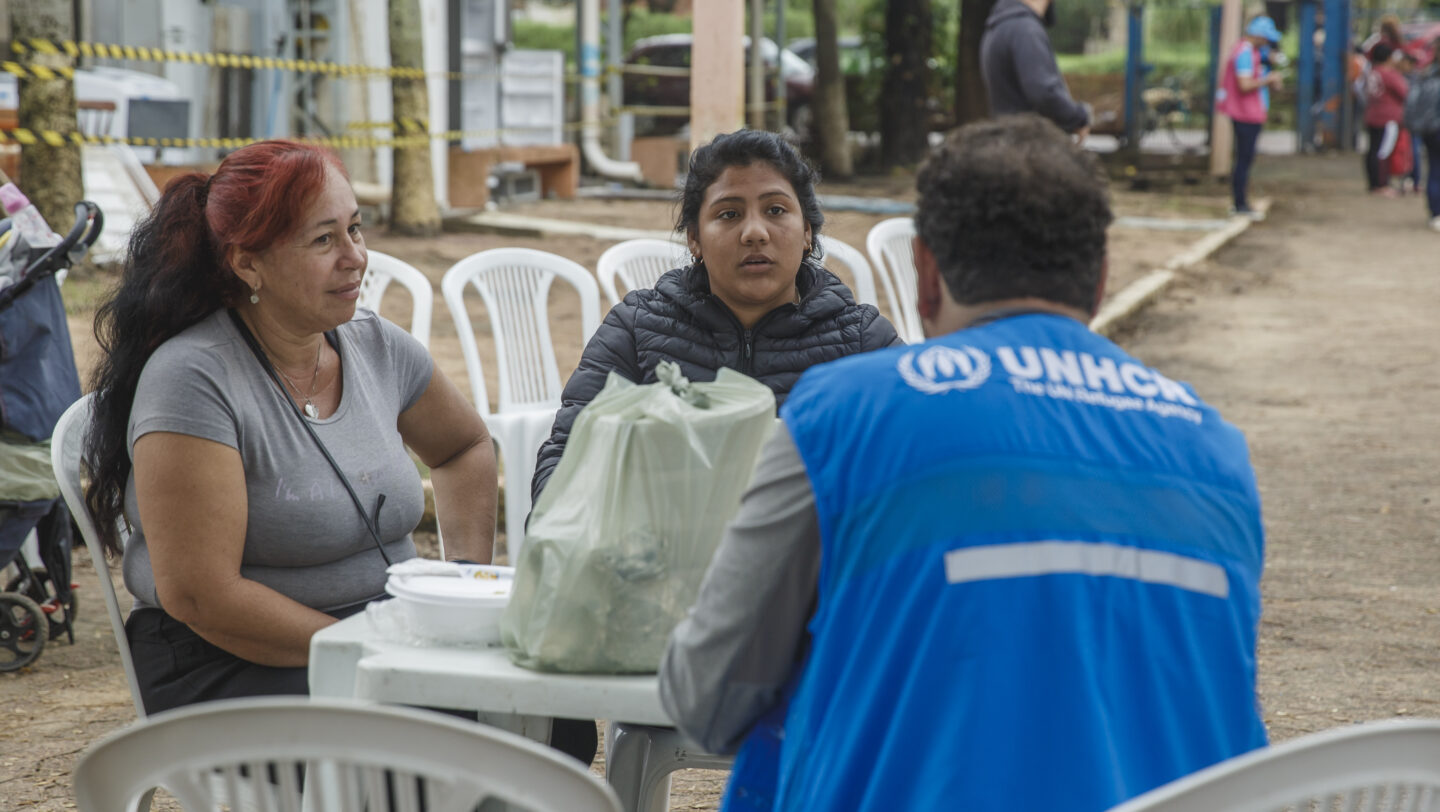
766, 0, 816, 41
512, 11, 694, 68
513, 19, 576, 66
1050, 0, 1113, 54
624, 10, 692, 49
851, 0, 958, 133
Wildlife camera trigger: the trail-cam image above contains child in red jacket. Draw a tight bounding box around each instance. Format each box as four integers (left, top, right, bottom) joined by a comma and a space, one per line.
1364, 42, 1411, 195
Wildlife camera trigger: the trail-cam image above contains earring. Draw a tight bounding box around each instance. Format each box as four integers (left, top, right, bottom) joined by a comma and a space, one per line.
249, 288, 260, 304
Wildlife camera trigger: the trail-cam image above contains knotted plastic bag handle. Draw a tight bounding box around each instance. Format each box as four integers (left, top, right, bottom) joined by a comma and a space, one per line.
655, 361, 711, 409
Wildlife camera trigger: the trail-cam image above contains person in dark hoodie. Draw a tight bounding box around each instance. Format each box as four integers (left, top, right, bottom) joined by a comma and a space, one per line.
531, 129, 900, 505
981, 0, 1091, 136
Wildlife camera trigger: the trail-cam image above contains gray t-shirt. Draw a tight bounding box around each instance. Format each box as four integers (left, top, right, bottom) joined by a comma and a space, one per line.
123, 308, 433, 614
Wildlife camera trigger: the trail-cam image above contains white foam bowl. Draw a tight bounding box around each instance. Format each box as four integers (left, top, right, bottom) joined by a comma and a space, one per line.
385, 565, 514, 646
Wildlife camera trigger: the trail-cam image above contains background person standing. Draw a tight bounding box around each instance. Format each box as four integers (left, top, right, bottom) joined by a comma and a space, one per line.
1216, 15, 1285, 218
981, 0, 1092, 137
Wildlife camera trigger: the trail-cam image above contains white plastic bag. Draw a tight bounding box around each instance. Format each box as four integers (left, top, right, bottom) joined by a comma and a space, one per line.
500, 362, 776, 673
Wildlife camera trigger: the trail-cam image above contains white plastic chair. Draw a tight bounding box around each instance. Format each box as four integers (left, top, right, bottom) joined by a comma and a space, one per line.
1107, 719, 1440, 812
441, 248, 601, 563
51, 393, 154, 812
816, 234, 877, 308
595, 238, 687, 308
359, 250, 435, 349
72, 696, 623, 812
865, 217, 923, 343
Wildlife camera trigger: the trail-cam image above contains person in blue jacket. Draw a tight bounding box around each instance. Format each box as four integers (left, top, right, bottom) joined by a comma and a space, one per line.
658, 113, 1268, 812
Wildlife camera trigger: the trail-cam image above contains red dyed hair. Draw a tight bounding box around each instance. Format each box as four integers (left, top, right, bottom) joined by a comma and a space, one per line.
201, 140, 349, 271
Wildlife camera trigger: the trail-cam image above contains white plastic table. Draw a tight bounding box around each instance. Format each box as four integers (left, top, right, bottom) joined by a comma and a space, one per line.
308, 611, 728, 811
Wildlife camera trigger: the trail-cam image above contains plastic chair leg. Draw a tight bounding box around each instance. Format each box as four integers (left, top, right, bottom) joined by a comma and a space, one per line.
127, 787, 154, 812
606, 723, 733, 812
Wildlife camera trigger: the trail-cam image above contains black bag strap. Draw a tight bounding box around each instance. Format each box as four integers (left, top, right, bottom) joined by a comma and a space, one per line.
227, 309, 393, 566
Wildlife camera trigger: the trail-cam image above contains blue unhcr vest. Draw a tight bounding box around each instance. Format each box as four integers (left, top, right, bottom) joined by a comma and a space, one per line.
734, 313, 1267, 812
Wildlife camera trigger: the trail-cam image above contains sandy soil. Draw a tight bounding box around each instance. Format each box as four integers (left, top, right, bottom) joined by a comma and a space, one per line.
9, 158, 1430, 810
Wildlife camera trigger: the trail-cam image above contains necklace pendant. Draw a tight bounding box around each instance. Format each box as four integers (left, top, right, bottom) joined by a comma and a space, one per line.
303, 401, 319, 420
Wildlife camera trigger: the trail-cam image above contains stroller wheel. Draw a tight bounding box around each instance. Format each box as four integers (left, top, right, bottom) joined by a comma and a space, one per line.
0, 593, 47, 671
5, 568, 77, 644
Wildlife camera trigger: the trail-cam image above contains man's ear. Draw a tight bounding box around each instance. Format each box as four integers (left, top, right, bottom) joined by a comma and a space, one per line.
913, 235, 944, 322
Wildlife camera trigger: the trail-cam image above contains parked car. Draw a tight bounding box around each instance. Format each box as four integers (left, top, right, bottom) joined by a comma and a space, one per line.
786, 35, 877, 133
786, 35, 870, 77
623, 34, 815, 139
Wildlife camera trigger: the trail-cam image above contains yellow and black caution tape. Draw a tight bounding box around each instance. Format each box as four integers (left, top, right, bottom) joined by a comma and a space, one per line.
0, 115, 621, 150
8, 38, 504, 82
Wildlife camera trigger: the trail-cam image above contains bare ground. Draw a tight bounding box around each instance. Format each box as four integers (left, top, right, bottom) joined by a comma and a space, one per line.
9, 158, 1431, 810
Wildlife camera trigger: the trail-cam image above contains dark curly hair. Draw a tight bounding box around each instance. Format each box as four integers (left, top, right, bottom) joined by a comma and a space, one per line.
676, 129, 825, 266
85, 140, 345, 557
914, 114, 1112, 314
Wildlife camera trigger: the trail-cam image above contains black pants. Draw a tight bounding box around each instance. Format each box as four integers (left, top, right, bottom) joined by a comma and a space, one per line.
1231, 120, 1263, 210
126, 605, 598, 765
1366, 124, 1392, 190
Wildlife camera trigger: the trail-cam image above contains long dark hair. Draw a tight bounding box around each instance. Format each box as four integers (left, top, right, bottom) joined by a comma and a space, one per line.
676, 129, 826, 270
86, 140, 345, 556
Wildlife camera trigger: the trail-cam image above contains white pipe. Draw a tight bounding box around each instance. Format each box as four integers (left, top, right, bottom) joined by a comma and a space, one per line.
580, 0, 644, 182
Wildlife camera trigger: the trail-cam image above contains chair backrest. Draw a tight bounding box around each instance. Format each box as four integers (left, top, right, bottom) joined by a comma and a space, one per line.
73, 696, 623, 812
1107, 720, 1440, 812
865, 217, 923, 343
816, 234, 877, 308
359, 250, 435, 349
50, 393, 147, 720
440, 247, 601, 417
595, 238, 687, 308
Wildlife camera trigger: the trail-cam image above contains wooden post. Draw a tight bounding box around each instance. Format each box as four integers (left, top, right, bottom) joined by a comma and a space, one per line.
1209, 0, 1243, 177
691, 2, 744, 153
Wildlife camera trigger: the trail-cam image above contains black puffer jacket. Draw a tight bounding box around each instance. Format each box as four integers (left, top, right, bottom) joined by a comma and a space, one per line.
531, 262, 901, 501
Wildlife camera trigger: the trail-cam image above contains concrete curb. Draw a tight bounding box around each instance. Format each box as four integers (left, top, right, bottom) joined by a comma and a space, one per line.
1091, 197, 1270, 336
452, 211, 679, 243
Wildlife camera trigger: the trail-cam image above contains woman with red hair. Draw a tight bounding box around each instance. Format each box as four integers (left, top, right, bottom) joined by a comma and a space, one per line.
85, 140, 497, 712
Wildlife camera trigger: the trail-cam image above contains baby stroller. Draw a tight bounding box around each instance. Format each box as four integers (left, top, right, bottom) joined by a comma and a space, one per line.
0, 194, 103, 671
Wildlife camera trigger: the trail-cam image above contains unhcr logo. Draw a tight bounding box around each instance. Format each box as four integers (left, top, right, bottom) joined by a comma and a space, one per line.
898, 345, 991, 394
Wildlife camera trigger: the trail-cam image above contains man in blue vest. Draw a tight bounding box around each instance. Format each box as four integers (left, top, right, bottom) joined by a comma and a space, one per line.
658, 113, 1268, 811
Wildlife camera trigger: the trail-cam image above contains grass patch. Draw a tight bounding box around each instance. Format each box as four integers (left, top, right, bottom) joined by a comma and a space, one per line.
1059, 43, 1212, 77
58, 270, 116, 317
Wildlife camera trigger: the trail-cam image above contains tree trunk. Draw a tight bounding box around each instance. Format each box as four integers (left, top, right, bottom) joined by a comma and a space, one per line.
880, 0, 931, 168
811, 0, 853, 178
955, 0, 997, 126
388, 0, 441, 237
13, 0, 83, 234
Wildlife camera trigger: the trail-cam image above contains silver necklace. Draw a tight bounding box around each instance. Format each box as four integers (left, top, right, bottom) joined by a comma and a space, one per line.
272, 339, 324, 420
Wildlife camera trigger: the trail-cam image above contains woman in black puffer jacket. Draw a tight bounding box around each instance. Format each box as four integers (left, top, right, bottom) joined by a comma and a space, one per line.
531, 130, 901, 502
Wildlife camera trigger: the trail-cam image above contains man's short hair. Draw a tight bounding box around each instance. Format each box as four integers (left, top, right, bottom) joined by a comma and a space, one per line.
914, 114, 1113, 314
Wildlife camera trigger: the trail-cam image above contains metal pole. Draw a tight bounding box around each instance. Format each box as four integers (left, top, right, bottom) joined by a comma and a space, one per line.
1207, 4, 1222, 147
1297, 0, 1316, 152
776, 0, 787, 128
1321, 0, 1346, 149
1123, 2, 1144, 148
607, 0, 631, 160
749, 0, 765, 130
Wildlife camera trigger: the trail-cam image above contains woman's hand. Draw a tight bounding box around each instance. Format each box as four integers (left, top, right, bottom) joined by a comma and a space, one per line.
133, 432, 338, 667
398, 369, 498, 564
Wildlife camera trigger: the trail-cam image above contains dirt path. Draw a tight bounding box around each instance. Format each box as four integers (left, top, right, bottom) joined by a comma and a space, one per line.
1112, 152, 1440, 740
6, 155, 1436, 809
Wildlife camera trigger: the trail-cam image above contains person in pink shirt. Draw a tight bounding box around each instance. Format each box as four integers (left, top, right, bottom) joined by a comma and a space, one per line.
1363, 42, 1410, 196
1216, 16, 1285, 218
